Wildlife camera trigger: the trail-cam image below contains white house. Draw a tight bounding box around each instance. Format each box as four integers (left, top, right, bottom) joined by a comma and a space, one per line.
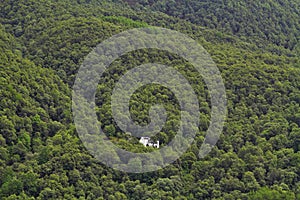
139, 137, 160, 148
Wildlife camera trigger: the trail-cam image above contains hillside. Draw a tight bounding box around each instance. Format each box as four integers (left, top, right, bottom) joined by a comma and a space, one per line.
0, 0, 300, 199
130, 0, 300, 54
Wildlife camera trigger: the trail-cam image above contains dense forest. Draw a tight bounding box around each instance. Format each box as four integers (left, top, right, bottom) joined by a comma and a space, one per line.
131, 0, 300, 54
0, 0, 300, 199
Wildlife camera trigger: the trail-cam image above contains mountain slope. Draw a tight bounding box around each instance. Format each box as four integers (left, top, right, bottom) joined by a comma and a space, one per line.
0, 0, 300, 199
130, 0, 300, 54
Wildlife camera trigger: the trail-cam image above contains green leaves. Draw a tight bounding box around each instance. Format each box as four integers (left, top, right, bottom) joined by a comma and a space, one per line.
249, 186, 296, 200
0, 177, 23, 198
0, 0, 299, 199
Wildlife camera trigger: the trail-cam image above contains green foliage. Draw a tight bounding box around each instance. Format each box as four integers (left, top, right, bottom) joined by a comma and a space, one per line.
0, 177, 23, 197
133, 0, 300, 53
0, 0, 299, 199
249, 186, 296, 200
102, 16, 148, 28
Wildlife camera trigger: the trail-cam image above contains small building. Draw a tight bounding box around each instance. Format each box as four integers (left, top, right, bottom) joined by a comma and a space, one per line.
139, 137, 159, 148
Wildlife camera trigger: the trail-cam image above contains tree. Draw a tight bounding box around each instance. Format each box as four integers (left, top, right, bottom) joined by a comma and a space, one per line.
249, 187, 296, 200
0, 177, 23, 198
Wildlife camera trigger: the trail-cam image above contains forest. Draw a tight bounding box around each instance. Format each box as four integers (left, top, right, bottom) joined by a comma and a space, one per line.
0, 0, 300, 199
132, 0, 300, 53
